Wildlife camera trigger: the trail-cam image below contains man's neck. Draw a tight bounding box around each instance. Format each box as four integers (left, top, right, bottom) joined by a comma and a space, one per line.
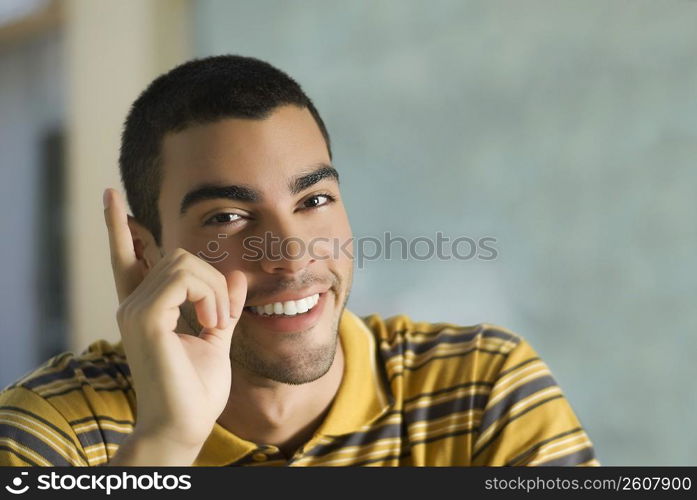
216, 341, 345, 458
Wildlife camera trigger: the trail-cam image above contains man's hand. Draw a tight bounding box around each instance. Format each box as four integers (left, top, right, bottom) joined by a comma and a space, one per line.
102, 188, 246, 465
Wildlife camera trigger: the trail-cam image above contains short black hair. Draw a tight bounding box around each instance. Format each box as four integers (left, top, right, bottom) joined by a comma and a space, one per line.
119, 54, 332, 246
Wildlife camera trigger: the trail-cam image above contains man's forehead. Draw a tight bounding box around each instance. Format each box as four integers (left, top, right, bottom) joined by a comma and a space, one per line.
158, 106, 332, 207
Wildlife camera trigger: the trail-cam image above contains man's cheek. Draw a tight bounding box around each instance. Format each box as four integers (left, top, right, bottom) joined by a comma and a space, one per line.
332, 225, 354, 261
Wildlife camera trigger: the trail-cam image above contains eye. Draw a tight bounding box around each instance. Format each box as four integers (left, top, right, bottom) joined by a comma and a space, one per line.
203, 212, 243, 226
303, 194, 335, 209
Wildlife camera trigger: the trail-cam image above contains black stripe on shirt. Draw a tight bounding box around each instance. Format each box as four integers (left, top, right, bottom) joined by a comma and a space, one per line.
43, 383, 133, 399
381, 327, 518, 360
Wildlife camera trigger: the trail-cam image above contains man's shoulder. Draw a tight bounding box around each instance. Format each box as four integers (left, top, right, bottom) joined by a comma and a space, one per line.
3, 339, 131, 398
0, 340, 134, 466
0, 338, 135, 429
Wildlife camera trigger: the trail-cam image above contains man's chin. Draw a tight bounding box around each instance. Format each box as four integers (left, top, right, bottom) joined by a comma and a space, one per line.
229, 332, 339, 385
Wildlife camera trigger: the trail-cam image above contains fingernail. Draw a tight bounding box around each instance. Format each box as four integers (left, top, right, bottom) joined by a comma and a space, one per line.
103, 190, 111, 209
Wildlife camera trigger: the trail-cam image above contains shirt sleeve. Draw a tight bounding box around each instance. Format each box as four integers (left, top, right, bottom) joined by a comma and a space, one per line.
0, 386, 89, 466
471, 338, 600, 466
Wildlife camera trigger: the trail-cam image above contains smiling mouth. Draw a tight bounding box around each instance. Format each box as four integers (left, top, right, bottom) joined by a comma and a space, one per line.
244, 293, 321, 317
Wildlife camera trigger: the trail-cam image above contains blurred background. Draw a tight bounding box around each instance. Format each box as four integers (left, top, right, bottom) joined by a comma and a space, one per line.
1, 0, 695, 465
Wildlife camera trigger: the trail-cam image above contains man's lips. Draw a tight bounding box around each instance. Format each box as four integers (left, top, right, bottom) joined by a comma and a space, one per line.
241, 291, 330, 333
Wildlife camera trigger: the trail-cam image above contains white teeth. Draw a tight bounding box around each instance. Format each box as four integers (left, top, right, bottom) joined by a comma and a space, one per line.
296, 298, 309, 314
250, 293, 320, 316
283, 301, 297, 316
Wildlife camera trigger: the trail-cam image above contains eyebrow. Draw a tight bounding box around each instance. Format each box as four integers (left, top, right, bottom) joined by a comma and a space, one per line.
289, 163, 339, 195
180, 184, 261, 216
179, 163, 339, 216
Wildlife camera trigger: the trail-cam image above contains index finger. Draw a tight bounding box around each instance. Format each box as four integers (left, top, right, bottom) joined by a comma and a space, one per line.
103, 188, 141, 301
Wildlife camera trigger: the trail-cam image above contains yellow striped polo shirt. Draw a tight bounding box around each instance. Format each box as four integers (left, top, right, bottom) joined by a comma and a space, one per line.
0, 309, 598, 466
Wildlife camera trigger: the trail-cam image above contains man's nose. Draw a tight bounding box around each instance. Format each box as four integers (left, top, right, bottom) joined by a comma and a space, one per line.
257, 219, 316, 276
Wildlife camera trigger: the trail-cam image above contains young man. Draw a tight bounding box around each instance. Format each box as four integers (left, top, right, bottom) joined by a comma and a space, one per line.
0, 55, 598, 466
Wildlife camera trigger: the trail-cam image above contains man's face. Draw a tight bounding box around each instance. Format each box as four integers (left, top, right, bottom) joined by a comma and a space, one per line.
152, 105, 353, 385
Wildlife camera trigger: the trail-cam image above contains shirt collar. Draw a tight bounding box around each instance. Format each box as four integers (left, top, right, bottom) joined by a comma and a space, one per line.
194, 308, 393, 466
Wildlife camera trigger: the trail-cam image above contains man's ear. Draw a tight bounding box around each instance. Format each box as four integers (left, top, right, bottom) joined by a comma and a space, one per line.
126, 215, 159, 274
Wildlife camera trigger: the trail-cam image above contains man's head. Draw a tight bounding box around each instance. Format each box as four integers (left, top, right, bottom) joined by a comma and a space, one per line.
119, 55, 353, 385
